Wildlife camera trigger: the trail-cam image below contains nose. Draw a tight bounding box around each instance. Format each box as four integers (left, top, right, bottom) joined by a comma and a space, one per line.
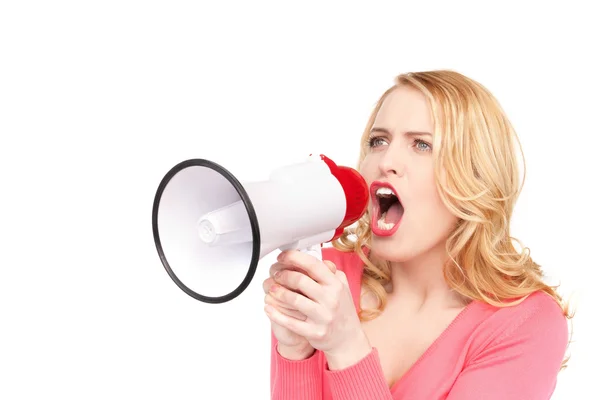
378, 146, 404, 177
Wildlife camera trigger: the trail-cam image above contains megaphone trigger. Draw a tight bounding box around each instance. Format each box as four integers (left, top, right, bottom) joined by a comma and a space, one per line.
300, 243, 323, 262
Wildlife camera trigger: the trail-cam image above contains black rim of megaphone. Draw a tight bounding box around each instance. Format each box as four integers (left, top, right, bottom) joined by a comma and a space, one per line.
151, 158, 261, 304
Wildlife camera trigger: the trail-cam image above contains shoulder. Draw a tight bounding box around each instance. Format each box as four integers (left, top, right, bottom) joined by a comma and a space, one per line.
486, 291, 567, 338
469, 291, 569, 365
444, 292, 570, 397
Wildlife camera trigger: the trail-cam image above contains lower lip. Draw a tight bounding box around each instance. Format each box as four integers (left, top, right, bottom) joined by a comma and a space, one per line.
371, 212, 402, 237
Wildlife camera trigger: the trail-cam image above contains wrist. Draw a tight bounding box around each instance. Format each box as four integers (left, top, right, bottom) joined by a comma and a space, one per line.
277, 342, 315, 361
325, 332, 372, 370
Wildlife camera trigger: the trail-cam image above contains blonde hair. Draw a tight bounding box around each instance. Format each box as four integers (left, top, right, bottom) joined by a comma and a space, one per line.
332, 69, 574, 368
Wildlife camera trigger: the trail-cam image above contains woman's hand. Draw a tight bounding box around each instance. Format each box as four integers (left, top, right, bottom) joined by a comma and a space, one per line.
263, 250, 372, 369
263, 261, 315, 360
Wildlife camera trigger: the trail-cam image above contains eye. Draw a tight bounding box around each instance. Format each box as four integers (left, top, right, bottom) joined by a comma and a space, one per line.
367, 136, 387, 148
413, 139, 432, 152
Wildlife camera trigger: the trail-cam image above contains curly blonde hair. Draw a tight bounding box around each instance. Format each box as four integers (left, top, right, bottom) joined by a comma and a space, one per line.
332, 69, 574, 368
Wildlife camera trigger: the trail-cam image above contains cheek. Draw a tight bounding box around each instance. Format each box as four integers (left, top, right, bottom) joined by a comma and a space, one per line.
412, 170, 456, 226
358, 159, 375, 180
411, 166, 438, 201
429, 190, 457, 235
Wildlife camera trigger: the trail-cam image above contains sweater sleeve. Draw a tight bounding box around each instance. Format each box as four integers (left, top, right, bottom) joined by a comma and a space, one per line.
270, 331, 323, 400
324, 347, 394, 400
446, 294, 569, 400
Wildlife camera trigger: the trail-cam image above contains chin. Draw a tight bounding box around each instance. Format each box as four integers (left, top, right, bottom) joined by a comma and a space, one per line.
370, 230, 450, 267
369, 235, 415, 263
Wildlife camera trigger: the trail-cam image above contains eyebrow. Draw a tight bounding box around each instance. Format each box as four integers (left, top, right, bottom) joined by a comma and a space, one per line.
370, 127, 432, 137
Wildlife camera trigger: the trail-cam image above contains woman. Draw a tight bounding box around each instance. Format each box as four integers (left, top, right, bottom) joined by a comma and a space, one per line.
263, 70, 572, 399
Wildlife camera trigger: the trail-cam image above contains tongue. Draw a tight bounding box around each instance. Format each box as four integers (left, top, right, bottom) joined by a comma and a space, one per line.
384, 202, 403, 224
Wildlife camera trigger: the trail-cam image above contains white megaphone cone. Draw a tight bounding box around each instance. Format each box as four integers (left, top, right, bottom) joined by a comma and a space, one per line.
152, 154, 368, 304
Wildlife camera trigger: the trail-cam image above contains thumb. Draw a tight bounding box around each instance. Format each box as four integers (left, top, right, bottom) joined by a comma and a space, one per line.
323, 260, 337, 274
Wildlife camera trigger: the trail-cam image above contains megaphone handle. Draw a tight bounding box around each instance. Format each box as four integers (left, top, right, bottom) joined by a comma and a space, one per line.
300, 243, 322, 261
300, 244, 337, 275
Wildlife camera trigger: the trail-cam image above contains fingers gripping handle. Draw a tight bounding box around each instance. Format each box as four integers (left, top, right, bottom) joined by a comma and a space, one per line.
299, 244, 336, 274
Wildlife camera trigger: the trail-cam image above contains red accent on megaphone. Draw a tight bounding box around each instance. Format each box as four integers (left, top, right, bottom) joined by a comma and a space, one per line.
318, 154, 369, 240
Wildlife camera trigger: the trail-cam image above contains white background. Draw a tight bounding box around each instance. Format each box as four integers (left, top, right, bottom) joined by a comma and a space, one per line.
1, 1, 598, 399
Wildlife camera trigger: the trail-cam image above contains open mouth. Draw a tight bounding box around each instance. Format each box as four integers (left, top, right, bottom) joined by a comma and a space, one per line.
371, 184, 404, 235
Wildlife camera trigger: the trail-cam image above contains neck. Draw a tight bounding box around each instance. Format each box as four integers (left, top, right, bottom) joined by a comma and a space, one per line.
386, 243, 465, 310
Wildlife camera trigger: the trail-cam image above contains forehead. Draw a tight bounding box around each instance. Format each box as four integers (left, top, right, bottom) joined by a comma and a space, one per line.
373, 85, 433, 132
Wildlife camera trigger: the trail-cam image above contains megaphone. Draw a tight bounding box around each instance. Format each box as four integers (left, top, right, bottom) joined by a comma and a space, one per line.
151, 154, 368, 304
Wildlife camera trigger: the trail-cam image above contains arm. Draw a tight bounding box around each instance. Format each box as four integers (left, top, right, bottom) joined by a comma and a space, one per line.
324, 347, 394, 400
446, 295, 569, 400
267, 249, 395, 400
270, 330, 324, 400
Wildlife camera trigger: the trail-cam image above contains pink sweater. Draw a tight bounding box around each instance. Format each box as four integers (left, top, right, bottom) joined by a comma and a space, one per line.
270, 247, 569, 399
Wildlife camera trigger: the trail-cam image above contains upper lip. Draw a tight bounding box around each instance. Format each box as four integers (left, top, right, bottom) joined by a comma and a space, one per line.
369, 181, 401, 204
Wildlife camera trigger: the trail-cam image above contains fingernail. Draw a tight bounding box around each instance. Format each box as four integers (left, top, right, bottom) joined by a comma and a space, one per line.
274, 270, 281, 279
270, 284, 278, 293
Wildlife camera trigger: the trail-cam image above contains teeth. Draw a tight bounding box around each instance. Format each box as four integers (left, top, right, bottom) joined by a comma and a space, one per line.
377, 212, 395, 230
376, 187, 396, 197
